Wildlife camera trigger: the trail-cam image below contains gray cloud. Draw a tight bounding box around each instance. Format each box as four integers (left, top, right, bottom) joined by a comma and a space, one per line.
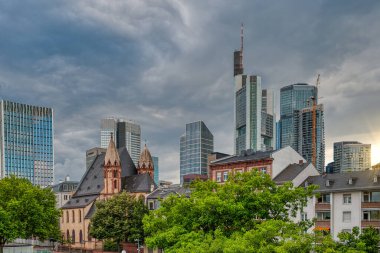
1, 0, 380, 183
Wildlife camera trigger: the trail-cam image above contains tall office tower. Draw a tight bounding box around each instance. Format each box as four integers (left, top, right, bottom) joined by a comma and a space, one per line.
279, 83, 318, 149
333, 141, 371, 173
296, 104, 325, 173
0, 100, 54, 187
152, 156, 159, 185
180, 121, 214, 184
233, 24, 244, 76
100, 118, 141, 166
261, 89, 276, 151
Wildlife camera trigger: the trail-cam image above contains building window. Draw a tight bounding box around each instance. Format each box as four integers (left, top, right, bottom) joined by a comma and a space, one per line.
64, 195, 68, 200
301, 212, 307, 221
216, 172, 221, 182
79, 210, 82, 223
343, 211, 351, 222
317, 193, 330, 203
114, 170, 117, 178
88, 224, 92, 241
72, 230, 75, 243
316, 211, 331, 221
260, 167, 267, 174
363, 210, 380, 221
114, 180, 117, 189
343, 194, 352, 204
79, 230, 83, 244
149, 201, 154, 210
66, 230, 70, 241
66, 211, 69, 223
223, 171, 228, 181
72, 210, 75, 223
363, 192, 380, 202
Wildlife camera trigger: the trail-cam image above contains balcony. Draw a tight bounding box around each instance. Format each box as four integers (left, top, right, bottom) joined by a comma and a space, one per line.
315, 203, 331, 211
361, 220, 380, 228
362, 202, 380, 208
315, 220, 331, 229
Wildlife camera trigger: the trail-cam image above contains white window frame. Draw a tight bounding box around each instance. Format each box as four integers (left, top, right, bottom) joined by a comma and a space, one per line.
343, 211, 351, 223
223, 171, 228, 181
216, 172, 221, 182
343, 194, 352, 204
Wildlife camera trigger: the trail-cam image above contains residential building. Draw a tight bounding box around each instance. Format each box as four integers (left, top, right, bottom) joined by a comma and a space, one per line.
152, 156, 159, 185
0, 100, 54, 187
60, 136, 156, 250
333, 141, 371, 173
279, 83, 318, 149
300, 170, 380, 240
209, 146, 312, 182
296, 104, 325, 173
100, 118, 141, 165
180, 121, 214, 184
50, 176, 79, 208
86, 147, 106, 169
147, 184, 190, 211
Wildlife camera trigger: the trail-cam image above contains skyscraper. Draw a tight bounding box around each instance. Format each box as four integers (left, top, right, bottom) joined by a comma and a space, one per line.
233, 26, 275, 154
100, 118, 141, 165
0, 100, 54, 187
152, 156, 159, 185
279, 83, 325, 172
180, 121, 214, 184
333, 141, 371, 173
296, 104, 325, 172
279, 83, 318, 149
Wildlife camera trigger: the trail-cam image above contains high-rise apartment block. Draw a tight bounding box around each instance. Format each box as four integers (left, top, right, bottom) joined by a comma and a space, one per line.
233, 27, 275, 154
100, 118, 141, 166
279, 83, 325, 173
333, 141, 371, 173
0, 100, 54, 187
180, 121, 214, 184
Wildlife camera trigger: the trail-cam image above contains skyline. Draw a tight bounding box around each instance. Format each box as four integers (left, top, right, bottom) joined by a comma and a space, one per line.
1, 1, 380, 183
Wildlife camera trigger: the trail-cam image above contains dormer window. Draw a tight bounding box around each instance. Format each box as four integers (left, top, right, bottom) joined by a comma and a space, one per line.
374, 176, 378, 183
348, 178, 353, 185
326, 180, 330, 187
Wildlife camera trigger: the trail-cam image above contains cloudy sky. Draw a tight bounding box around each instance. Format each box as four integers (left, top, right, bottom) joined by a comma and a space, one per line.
1, 0, 380, 183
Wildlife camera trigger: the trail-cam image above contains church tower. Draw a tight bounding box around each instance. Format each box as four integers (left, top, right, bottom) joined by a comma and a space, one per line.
137, 144, 154, 179
103, 133, 121, 195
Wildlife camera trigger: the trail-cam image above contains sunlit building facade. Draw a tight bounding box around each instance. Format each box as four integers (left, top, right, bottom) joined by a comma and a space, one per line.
333, 141, 371, 173
0, 100, 54, 187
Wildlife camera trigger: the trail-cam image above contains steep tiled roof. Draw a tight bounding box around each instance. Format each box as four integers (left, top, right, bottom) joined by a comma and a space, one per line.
273, 162, 310, 184
104, 134, 120, 166
147, 185, 190, 200
62, 147, 136, 209
123, 173, 156, 193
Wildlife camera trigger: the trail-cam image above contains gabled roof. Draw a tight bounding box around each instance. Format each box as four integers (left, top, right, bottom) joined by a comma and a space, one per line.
210, 150, 274, 165
104, 134, 120, 166
123, 173, 156, 193
50, 181, 79, 193
305, 170, 380, 192
62, 147, 136, 209
273, 162, 310, 184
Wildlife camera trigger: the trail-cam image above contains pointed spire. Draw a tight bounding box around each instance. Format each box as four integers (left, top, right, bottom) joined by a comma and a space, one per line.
240, 23, 244, 54
104, 133, 120, 166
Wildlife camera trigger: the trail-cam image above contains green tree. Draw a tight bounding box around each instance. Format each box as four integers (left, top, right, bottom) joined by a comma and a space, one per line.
143, 171, 317, 252
90, 192, 148, 251
0, 176, 61, 253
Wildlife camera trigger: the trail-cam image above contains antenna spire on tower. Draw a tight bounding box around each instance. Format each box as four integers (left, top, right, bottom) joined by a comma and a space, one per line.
240, 23, 244, 53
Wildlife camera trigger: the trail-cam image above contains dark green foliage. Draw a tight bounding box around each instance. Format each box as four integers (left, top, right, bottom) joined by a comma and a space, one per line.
103, 239, 118, 251
0, 176, 61, 253
90, 192, 149, 246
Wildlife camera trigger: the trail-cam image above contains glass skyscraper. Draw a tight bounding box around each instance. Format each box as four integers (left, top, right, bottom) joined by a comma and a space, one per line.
152, 156, 159, 185
0, 100, 54, 187
279, 83, 318, 149
333, 141, 371, 173
100, 118, 141, 166
279, 83, 325, 172
180, 121, 213, 184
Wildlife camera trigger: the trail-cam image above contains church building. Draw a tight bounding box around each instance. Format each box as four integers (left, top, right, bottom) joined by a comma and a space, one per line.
60, 135, 156, 250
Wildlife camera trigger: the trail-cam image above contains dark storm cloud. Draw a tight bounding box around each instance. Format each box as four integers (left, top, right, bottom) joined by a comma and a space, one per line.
1, 0, 380, 182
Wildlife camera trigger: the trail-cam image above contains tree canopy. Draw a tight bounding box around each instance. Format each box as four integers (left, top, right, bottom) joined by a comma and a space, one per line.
0, 176, 61, 253
143, 171, 380, 252
90, 192, 148, 248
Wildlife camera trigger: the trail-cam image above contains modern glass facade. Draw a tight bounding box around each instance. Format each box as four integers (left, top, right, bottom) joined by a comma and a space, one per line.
152, 156, 159, 185
333, 141, 371, 173
100, 118, 141, 166
180, 121, 213, 184
279, 83, 318, 149
297, 105, 325, 173
0, 100, 54, 187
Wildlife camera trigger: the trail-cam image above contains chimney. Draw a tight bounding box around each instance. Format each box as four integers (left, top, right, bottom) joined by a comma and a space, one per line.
299, 160, 304, 165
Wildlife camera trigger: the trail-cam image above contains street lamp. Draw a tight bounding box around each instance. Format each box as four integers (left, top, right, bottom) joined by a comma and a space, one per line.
134, 239, 143, 253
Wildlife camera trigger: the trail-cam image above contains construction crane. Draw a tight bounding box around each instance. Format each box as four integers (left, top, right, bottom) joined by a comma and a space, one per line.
311, 74, 320, 167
